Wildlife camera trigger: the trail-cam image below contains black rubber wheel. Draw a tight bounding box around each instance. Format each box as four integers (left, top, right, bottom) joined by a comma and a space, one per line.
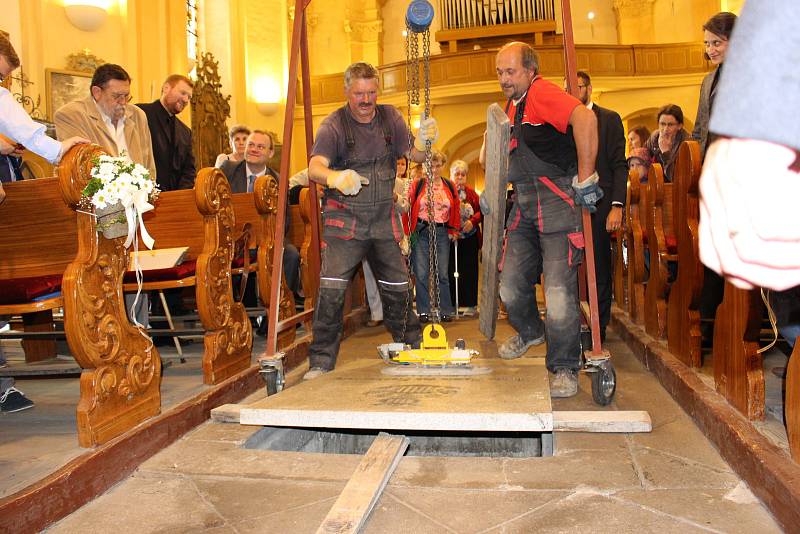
591, 361, 616, 406
262, 368, 279, 396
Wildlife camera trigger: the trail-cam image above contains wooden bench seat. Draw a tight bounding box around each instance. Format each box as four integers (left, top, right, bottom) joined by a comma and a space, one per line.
666, 141, 704, 367
0, 177, 77, 362
644, 163, 675, 339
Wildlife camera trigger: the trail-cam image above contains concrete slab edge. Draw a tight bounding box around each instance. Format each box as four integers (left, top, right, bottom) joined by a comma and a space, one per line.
611, 307, 800, 532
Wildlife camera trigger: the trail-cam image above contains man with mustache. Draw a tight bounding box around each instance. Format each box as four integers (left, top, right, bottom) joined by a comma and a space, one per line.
137, 74, 196, 192
494, 42, 599, 398
303, 62, 438, 380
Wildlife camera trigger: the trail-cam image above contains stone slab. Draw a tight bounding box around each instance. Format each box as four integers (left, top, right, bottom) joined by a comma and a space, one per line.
240, 359, 553, 432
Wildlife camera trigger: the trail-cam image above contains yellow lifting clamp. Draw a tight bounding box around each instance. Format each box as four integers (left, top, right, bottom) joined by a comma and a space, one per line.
377, 324, 478, 367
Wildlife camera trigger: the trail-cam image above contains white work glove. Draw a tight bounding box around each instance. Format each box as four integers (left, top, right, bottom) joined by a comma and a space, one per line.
414, 116, 440, 152
699, 137, 800, 291
327, 169, 369, 196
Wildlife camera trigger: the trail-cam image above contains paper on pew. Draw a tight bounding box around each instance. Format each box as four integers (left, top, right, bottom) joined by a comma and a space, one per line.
129, 247, 189, 271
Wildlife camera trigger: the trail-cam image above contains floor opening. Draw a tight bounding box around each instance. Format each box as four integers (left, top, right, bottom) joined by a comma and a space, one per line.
244, 427, 544, 457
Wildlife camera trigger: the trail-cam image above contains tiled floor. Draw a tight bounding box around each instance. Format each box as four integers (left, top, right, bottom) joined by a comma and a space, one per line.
42, 318, 782, 533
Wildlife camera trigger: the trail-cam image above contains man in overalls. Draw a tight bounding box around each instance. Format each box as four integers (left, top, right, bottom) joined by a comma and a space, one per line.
304, 62, 437, 379
495, 42, 601, 398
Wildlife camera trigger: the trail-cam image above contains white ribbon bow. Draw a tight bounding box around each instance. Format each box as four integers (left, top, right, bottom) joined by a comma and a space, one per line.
121, 188, 155, 250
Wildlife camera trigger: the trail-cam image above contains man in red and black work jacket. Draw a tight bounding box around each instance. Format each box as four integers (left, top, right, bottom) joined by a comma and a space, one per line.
494, 41, 599, 398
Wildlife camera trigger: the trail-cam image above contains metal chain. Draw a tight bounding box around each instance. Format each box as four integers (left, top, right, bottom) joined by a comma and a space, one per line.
400, 22, 418, 342
421, 28, 440, 323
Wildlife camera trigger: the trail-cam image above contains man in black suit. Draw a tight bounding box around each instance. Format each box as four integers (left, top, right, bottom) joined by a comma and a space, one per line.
575, 71, 628, 341
220, 130, 301, 333
136, 74, 196, 192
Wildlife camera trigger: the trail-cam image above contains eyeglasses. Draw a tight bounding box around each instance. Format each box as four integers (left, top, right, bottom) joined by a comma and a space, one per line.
108, 91, 132, 103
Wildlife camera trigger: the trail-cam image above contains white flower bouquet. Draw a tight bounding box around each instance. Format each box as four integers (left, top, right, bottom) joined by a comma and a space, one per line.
80, 153, 159, 249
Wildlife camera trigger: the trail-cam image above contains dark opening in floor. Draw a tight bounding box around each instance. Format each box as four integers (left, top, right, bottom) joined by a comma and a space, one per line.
244, 426, 543, 457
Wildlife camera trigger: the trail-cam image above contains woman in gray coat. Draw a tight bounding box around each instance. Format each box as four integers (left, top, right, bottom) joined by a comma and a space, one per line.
692, 11, 737, 160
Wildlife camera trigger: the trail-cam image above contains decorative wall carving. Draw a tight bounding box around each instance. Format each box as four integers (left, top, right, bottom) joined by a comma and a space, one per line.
191, 52, 232, 170
195, 168, 253, 384
59, 144, 161, 448
66, 49, 106, 73
350, 19, 383, 43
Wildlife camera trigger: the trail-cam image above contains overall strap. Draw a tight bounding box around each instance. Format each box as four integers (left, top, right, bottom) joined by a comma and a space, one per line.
337, 106, 357, 160
375, 105, 393, 150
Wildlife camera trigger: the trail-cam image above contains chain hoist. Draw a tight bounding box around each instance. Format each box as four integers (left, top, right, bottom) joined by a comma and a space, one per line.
405, 0, 441, 323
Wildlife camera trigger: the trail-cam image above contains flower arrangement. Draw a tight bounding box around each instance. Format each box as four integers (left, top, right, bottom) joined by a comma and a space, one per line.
80, 153, 159, 249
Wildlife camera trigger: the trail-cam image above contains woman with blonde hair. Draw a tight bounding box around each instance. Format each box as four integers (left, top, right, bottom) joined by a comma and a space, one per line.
407, 151, 459, 322
447, 160, 482, 316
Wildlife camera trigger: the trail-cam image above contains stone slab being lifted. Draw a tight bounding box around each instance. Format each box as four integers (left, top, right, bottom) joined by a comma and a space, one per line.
240, 359, 553, 432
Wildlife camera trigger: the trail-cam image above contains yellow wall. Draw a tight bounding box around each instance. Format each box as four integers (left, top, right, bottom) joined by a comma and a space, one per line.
4, 0, 735, 178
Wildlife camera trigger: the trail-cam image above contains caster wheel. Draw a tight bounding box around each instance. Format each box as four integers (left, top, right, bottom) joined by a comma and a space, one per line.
262, 368, 279, 396
456, 338, 466, 350
591, 361, 616, 406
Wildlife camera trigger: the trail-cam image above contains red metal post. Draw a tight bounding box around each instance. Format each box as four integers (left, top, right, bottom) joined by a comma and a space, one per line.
560, 0, 604, 357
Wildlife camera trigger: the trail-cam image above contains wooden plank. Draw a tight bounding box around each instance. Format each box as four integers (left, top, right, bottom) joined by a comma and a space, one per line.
210, 403, 243, 423
552, 410, 651, 433
317, 433, 409, 534
479, 103, 511, 340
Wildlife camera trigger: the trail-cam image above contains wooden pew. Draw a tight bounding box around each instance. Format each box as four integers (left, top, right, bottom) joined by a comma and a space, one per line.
666, 141, 704, 367
786, 337, 800, 461
58, 144, 162, 447
249, 174, 297, 346
626, 171, 648, 326
643, 163, 676, 339
0, 177, 73, 362
712, 283, 765, 420
135, 170, 251, 385
613, 179, 631, 309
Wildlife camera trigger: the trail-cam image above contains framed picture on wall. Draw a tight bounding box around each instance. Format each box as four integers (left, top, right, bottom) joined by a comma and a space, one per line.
45, 68, 92, 121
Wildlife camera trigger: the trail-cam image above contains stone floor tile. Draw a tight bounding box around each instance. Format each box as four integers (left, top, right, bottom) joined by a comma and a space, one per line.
552, 431, 629, 454
391, 456, 508, 489
140, 440, 360, 483
378, 486, 569, 533
627, 443, 739, 490
232, 499, 337, 533
491, 491, 711, 533
191, 476, 343, 524
628, 416, 734, 471
503, 450, 641, 491
48, 473, 227, 533
615, 486, 781, 533
364, 492, 461, 534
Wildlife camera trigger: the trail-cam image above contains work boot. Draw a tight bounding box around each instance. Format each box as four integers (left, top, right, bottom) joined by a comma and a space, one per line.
550, 368, 579, 398
498, 333, 545, 360
303, 367, 330, 381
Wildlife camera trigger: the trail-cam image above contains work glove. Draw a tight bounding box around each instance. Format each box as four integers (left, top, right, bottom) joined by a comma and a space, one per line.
572, 171, 604, 213
414, 116, 440, 152
327, 169, 369, 196
479, 193, 491, 216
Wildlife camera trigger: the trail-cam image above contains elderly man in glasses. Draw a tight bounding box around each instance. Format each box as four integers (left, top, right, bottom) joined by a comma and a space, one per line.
54, 63, 156, 181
